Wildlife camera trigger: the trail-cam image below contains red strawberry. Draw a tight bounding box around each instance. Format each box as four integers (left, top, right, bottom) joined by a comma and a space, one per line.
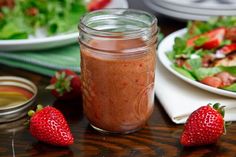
28, 105, 74, 146
180, 103, 225, 146
46, 69, 81, 100
87, 0, 111, 11
216, 43, 236, 56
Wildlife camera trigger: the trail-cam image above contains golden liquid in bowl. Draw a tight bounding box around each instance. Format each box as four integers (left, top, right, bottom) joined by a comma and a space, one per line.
0, 86, 33, 109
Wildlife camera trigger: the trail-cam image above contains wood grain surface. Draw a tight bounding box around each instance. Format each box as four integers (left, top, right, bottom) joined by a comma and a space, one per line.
0, 66, 236, 157
1, 0, 236, 157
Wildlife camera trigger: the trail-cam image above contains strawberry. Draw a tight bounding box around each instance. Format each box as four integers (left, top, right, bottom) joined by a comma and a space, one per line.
87, 0, 111, 11
187, 27, 226, 49
46, 69, 81, 100
28, 105, 74, 146
180, 103, 225, 146
216, 43, 236, 56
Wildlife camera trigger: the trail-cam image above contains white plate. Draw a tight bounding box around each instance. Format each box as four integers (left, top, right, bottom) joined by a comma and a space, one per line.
161, 0, 236, 10
158, 28, 236, 98
0, 0, 129, 51
145, 0, 236, 21
154, 0, 236, 16
144, 0, 210, 21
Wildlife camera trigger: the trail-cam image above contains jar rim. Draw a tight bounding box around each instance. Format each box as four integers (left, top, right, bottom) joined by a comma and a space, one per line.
78, 8, 158, 38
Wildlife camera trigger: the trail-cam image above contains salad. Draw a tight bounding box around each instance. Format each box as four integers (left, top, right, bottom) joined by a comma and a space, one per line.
0, 0, 110, 40
167, 17, 236, 92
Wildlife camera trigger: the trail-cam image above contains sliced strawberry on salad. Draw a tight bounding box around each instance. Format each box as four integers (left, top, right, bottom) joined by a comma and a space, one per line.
187, 27, 226, 50
167, 17, 236, 92
216, 43, 236, 56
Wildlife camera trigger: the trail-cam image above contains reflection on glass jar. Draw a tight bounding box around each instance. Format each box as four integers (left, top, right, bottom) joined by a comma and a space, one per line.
79, 9, 158, 134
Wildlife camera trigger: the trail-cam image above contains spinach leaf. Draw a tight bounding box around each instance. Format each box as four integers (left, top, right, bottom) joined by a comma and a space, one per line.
193, 67, 222, 80
220, 66, 236, 76
172, 65, 196, 80
166, 51, 176, 62
194, 36, 209, 46
173, 37, 187, 54
223, 83, 236, 92
186, 58, 202, 70
0, 22, 28, 39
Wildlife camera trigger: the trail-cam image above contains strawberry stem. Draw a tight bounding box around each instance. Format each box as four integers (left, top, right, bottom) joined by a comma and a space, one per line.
46, 71, 73, 96
28, 110, 35, 117
36, 104, 43, 112
219, 106, 225, 117
212, 103, 227, 135
213, 103, 220, 110
28, 105, 44, 117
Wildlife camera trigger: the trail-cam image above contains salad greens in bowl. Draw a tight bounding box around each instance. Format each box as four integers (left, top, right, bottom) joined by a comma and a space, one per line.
0, 0, 87, 39
165, 17, 236, 94
0, 0, 128, 51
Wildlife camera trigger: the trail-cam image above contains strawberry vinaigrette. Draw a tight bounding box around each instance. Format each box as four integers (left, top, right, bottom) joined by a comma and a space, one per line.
79, 9, 158, 133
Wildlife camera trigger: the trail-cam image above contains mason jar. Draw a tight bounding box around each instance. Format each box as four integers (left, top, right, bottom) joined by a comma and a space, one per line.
79, 9, 158, 134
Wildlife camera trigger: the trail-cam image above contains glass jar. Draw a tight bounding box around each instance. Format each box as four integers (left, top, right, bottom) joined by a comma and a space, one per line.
79, 9, 158, 134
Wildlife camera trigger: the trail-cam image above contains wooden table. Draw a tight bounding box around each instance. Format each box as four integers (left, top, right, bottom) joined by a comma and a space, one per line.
1, 1, 236, 156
